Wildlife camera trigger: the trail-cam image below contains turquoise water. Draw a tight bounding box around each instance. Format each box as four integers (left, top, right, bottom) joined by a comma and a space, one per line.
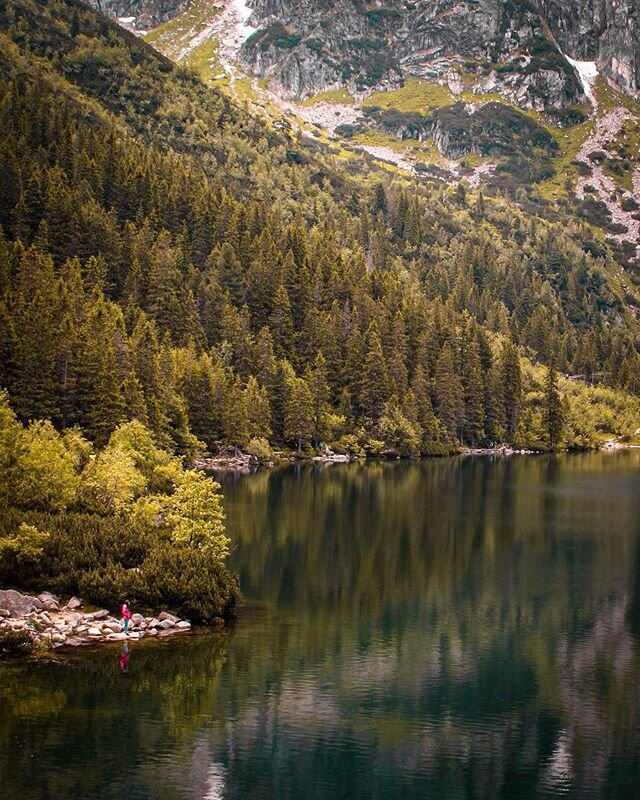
2, 453, 640, 799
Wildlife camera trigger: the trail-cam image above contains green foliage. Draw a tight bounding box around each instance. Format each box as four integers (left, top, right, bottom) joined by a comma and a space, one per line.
162, 471, 228, 558
0, 629, 37, 656
15, 421, 80, 511
79, 446, 147, 515
543, 362, 564, 449
246, 437, 274, 463
0, 0, 638, 472
0, 522, 49, 579
377, 396, 421, 457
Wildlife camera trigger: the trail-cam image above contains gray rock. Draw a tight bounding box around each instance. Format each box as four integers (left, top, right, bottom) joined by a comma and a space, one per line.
66, 637, 84, 647
0, 589, 43, 616
148, 618, 161, 628
66, 597, 82, 610
131, 613, 145, 626
38, 592, 60, 611
104, 622, 122, 633
87, 627, 102, 636
92, 609, 109, 620
159, 611, 179, 623
84, 0, 188, 30
159, 619, 174, 629
176, 621, 191, 630
107, 632, 127, 641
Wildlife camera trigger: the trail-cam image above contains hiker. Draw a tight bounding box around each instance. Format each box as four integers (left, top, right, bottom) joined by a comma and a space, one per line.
121, 598, 132, 634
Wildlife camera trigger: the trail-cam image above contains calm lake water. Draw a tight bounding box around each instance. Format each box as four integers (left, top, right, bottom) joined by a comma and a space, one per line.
2, 453, 640, 800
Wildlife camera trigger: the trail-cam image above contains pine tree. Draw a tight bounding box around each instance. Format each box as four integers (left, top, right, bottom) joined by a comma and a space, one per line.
222, 374, 249, 451
434, 341, 463, 441
306, 351, 330, 445
501, 341, 522, 440
360, 323, 390, 421
269, 283, 295, 360
543, 360, 563, 450
245, 375, 272, 440
462, 339, 485, 446
284, 371, 313, 452
216, 242, 246, 308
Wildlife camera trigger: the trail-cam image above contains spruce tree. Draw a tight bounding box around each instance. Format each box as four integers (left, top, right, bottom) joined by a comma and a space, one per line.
360, 323, 390, 421
284, 371, 313, 452
501, 341, 522, 440
543, 361, 563, 450
434, 341, 463, 441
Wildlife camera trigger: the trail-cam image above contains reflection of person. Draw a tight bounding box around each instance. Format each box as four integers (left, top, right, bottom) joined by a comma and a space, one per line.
121, 599, 132, 634
119, 642, 130, 673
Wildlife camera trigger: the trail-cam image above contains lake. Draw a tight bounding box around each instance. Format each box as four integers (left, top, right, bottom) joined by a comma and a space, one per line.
2, 453, 640, 799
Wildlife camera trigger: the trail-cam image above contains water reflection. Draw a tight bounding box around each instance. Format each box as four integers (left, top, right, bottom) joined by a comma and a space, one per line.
118, 641, 130, 672
1, 453, 640, 799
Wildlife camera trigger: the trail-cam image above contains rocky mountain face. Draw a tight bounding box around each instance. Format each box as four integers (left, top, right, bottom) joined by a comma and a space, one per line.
239, 0, 639, 105
88, 0, 186, 28
538, 0, 639, 95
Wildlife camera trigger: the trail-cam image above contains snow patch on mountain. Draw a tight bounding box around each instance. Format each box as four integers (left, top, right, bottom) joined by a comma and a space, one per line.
232, 0, 256, 42
564, 55, 598, 107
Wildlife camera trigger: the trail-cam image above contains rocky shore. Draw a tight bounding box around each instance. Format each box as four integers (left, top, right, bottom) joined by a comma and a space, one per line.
0, 589, 194, 650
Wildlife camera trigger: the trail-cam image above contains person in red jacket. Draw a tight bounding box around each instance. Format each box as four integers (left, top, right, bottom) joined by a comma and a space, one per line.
121, 599, 132, 634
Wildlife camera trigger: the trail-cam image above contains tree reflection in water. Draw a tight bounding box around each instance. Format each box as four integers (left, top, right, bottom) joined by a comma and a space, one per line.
1, 453, 640, 799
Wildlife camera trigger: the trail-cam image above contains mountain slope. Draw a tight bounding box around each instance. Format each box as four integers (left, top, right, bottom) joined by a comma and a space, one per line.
0, 0, 639, 458
95, 0, 640, 250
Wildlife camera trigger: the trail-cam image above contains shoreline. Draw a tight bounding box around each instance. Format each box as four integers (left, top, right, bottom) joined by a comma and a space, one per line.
195, 441, 637, 473
0, 590, 200, 654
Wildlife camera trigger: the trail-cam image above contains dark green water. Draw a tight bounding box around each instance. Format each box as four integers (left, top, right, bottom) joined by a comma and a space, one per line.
2, 453, 640, 800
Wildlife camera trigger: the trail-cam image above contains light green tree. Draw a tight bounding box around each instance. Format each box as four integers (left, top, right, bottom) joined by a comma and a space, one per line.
0, 522, 49, 569
16, 420, 80, 511
80, 446, 147, 514
164, 471, 229, 560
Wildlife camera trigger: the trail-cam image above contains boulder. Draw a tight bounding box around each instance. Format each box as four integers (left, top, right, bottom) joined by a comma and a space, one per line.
87, 627, 102, 636
38, 592, 60, 611
104, 622, 122, 633
66, 637, 84, 647
0, 589, 43, 616
131, 613, 145, 626
107, 632, 127, 641
147, 618, 161, 628
146, 627, 158, 635
159, 611, 179, 623
159, 619, 174, 629
92, 609, 109, 620
66, 597, 82, 610
176, 621, 191, 630
0, 609, 10, 618
127, 631, 141, 640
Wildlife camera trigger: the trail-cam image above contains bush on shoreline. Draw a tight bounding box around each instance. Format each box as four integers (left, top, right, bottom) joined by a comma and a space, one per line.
0, 407, 239, 622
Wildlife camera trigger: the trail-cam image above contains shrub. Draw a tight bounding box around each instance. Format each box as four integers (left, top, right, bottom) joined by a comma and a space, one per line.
246, 437, 274, 463
0, 629, 36, 656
